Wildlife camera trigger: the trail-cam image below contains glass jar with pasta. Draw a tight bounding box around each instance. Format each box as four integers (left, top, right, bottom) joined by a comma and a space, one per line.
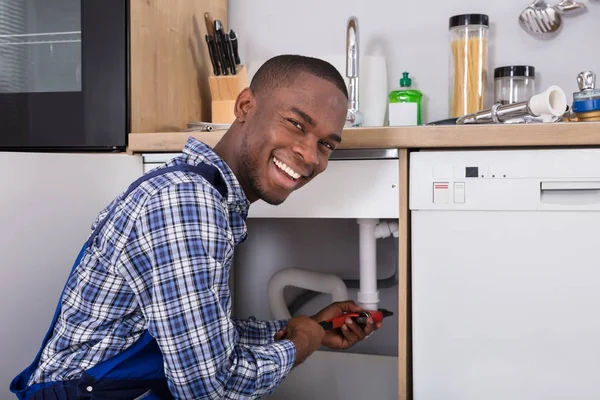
448, 14, 489, 118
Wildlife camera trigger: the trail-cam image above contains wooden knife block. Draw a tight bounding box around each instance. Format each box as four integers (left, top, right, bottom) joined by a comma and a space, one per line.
208, 65, 249, 124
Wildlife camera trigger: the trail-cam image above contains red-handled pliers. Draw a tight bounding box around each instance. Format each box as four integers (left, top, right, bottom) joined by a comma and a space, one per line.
319, 308, 394, 331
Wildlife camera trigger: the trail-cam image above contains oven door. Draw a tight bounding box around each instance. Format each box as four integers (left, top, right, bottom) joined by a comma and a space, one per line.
0, 0, 127, 151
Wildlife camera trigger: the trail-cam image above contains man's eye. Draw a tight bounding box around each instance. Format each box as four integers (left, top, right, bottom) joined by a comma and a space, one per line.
320, 141, 334, 150
288, 119, 303, 131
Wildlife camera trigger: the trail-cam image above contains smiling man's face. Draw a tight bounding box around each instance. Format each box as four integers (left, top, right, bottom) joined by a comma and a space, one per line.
236, 71, 348, 205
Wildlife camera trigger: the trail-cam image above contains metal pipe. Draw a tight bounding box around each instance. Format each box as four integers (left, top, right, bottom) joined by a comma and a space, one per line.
457, 85, 567, 124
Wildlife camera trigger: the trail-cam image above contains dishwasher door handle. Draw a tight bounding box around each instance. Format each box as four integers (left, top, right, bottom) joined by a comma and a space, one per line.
541, 181, 600, 191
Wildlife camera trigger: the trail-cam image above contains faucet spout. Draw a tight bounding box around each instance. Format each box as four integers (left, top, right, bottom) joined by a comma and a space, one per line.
345, 16, 363, 127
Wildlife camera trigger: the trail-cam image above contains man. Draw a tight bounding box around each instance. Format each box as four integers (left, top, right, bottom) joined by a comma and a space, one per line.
11, 55, 384, 399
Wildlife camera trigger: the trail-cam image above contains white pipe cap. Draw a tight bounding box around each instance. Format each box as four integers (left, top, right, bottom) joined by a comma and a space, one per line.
528, 85, 567, 117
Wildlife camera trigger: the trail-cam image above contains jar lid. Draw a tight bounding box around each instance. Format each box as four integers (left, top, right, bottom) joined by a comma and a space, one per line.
494, 65, 536, 79
449, 14, 489, 28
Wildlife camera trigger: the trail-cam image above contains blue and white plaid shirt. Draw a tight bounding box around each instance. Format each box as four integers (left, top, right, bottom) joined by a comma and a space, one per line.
29, 137, 296, 399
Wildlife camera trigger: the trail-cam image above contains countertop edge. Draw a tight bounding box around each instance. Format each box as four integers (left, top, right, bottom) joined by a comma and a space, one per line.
128, 122, 600, 153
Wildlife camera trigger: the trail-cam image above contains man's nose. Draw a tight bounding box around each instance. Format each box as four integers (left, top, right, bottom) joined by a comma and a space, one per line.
293, 137, 320, 167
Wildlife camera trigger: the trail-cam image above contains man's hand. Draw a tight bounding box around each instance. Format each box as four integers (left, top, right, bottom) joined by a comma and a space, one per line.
279, 315, 325, 367
274, 301, 383, 352
310, 300, 382, 350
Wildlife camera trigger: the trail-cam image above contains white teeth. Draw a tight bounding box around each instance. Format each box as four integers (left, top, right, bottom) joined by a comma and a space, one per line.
273, 157, 301, 180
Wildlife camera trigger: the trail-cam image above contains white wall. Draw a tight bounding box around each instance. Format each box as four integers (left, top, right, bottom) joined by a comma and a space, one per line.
229, 0, 600, 124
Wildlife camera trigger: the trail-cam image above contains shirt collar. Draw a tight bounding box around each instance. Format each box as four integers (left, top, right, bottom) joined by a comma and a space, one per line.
181, 136, 250, 214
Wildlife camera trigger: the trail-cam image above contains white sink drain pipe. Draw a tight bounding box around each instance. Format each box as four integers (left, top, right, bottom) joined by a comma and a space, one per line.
268, 268, 350, 320
267, 219, 399, 319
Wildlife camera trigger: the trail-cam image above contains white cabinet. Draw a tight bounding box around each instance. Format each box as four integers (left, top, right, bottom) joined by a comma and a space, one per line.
249, 159, 399, 219
0, 152, 143, 399
143, 153, 400, 219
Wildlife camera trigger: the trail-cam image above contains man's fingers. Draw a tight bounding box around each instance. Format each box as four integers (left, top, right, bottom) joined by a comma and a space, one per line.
345, 318, 366, 340
335, 300, 363, 313
341, 323, 360, 344
274, 327, 287, 340
363, 318, 377, 336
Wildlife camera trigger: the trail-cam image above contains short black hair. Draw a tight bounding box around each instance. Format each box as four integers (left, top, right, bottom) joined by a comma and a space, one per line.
250, 54, 349, 99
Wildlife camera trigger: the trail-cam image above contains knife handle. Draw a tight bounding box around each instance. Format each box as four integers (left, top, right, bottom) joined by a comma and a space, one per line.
229, 29, 241, 65
205, 34, 219, 76
213, 33, 229, 76
213, 20, 230, 76
224, 33, 237, 75
204, 12, 214, 37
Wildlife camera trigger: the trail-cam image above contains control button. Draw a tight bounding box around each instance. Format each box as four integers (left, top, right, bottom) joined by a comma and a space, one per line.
465, 167, 479, 178
454, 182, 465, 203
433, 182, 449, 203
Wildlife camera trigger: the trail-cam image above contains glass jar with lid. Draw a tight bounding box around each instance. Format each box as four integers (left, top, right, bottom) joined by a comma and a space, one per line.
494, 65, 536, 105
448, 13, 489, 118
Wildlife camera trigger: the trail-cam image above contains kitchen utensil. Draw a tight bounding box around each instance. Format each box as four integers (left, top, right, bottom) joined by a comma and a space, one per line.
554, 0, 587, 14
205, 34, 220, 75
213, 20, 230, 75
229, 29, 241, 65
204, 12, 215, 36
518, 0, 562, 38
223, 33, 237, 75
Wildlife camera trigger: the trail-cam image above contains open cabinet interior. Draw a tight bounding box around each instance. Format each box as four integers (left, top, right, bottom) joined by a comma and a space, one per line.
232, 217, 400, 399
232, 217, 400, 357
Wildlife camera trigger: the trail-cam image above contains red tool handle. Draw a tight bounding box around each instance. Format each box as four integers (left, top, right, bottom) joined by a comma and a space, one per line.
318, 309, 393, 331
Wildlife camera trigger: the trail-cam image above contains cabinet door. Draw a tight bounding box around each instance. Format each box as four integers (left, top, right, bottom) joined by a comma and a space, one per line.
249, 159, 400, 219
0, 152, 142, 399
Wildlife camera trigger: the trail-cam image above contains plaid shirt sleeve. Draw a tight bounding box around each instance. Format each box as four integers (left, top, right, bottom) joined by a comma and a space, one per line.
118, 181, 296, 399
231, 318, 289, 346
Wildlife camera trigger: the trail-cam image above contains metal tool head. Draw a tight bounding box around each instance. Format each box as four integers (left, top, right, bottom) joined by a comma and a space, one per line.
578, 71, 596, 91
378, 308, 394, 318
519, 0, 562, 38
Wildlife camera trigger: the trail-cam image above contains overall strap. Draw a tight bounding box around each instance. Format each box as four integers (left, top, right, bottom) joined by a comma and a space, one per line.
87, 163, 228, 247
10, 162, 228, 399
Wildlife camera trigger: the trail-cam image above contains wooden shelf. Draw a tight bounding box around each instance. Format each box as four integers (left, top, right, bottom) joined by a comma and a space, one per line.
128, 121, 600, 153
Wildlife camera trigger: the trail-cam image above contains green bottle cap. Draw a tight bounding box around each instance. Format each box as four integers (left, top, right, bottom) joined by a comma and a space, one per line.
400, 72, 411, 87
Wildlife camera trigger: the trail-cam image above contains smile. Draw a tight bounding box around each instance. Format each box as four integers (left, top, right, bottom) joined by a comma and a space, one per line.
272, 157, 302, 180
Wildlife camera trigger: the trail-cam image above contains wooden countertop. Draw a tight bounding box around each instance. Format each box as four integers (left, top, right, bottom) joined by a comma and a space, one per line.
128, 121, 600, 153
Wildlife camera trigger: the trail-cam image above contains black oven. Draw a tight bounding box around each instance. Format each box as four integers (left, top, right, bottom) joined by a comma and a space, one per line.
0, 0, 127, 151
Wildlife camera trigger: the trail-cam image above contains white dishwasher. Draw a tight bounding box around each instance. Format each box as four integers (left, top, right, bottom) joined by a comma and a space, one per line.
410, 148, 600, 400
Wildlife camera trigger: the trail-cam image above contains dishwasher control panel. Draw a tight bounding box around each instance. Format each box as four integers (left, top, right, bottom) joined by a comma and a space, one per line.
411, 149, 600, 211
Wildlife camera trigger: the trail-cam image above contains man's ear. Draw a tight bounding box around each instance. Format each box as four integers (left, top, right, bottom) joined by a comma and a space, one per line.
234, 87, 255, 122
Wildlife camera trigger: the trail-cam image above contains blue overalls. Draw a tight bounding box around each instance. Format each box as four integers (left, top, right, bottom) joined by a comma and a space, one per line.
10, 163, 228, 400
